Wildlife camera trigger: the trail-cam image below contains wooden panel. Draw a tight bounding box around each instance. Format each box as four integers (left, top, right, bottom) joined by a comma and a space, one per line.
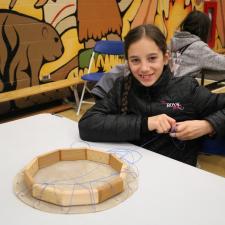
24, 158, 39, 177
109, 154, 123, 172
24, 171, 35, 190
33, 184, 99, 206
60, 189, 99, 206
60, 148, 86, 161
86, 149, 110, 164
32, 184, 60, 205
120, 164, 128, 180
98, 177, 123, 203
38, 150, 60, 169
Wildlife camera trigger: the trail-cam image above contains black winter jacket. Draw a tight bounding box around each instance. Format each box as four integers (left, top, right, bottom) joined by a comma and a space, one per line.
79, 66, 225, 166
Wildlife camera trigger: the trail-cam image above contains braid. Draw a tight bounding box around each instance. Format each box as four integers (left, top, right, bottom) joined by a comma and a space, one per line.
121, 75, 132, 114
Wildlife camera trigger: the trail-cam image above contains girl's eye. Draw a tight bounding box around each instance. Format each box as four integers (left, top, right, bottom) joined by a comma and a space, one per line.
148, 56, 157, 62
130, 58, 140, 64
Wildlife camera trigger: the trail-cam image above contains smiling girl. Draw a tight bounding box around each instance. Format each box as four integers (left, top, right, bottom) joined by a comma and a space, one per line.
78, 24, 225, 166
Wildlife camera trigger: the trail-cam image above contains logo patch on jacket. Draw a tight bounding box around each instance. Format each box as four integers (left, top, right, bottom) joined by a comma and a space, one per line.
161, 101, 184, 110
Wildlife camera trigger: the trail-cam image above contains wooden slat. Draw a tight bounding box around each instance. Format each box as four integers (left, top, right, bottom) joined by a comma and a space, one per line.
38, 150, 60, 169
212, 86, 225, 93
0, 78, 82, 103
215, 48, 225, 54
196, 78, 225, 93
196, 78, 216, 86
98, 177, 123, 203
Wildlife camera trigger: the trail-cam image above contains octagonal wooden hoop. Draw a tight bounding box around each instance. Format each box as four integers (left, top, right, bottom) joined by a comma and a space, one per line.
23, 148, 127, 206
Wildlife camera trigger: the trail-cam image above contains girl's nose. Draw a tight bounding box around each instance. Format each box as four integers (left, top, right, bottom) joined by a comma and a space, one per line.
140, 61, 150, 73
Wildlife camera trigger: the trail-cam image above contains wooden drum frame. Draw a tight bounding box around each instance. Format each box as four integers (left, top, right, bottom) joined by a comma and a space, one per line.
23, 148, 127, 206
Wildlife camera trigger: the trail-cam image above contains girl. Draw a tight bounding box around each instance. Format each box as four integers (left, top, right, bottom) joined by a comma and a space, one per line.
79, 24, 225, 166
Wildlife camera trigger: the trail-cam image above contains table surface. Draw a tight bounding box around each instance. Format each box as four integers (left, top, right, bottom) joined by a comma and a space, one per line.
0, 113, 225, 225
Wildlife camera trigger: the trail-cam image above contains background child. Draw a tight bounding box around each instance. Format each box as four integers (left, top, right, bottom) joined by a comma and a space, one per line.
170, 10, 225, 77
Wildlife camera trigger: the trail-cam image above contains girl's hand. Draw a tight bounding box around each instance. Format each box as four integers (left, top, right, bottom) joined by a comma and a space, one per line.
170, 120, 214, 140
148, 114, 176, 133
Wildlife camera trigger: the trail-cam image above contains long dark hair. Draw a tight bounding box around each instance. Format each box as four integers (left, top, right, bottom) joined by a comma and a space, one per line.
124, 24, 167, 59
121, 24, 167, 113
179, 10, 211, 43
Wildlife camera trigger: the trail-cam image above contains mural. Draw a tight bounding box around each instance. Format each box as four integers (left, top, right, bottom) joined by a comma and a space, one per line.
0, 0, 225, 115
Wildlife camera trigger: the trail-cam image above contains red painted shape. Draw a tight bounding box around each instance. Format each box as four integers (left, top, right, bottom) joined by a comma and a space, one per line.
51, 3, 75, 25
204, 1, 218, 48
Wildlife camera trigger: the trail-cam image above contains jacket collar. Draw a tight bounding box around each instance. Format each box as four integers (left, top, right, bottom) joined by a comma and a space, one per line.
131, 65, 172, 96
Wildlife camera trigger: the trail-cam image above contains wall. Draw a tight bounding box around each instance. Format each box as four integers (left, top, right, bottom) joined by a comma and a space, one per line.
0, 0, 224, 115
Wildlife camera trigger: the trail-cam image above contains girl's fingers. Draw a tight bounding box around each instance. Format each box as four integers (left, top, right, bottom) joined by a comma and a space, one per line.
159, 120, 173, 133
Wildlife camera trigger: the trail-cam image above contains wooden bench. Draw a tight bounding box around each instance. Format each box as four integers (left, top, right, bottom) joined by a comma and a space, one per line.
196, 78, 216, 86
211, 86, 225, 93
0, 78, 82, 105
196, 78, 225, 93
1, 76, 223, 104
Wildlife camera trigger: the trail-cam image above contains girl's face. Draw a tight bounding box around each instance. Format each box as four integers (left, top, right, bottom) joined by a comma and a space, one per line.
127, 37, 168, 87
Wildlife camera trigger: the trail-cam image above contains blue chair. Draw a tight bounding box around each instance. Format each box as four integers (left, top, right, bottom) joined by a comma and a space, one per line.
77, 40, 124, 115
201, 137, 225, 155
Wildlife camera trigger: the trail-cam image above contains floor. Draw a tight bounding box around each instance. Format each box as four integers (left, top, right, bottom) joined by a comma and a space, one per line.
57, 103, 225, 178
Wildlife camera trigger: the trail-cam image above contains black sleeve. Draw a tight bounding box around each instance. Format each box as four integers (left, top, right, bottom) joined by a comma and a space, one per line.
191, 79, 225, 137
78, 78, 143, 142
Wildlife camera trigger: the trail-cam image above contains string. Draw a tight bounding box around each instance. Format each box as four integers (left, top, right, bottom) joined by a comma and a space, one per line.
140, 133, 186, 151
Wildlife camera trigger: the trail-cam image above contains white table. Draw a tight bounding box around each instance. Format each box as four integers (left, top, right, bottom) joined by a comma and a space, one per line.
0, 113, 225, 225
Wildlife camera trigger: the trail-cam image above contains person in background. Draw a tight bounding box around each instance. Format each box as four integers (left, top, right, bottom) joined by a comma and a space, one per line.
79, 24, 225, 166
169, 10, 225, 77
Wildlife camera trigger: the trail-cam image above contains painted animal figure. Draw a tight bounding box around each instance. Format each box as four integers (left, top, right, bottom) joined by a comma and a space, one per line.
0, 9, 64, 91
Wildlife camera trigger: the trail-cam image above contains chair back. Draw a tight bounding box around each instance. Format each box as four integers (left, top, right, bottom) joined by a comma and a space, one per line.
94, 40, 124, 55
76, 40, 124, 115
88, 40, 124, 74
